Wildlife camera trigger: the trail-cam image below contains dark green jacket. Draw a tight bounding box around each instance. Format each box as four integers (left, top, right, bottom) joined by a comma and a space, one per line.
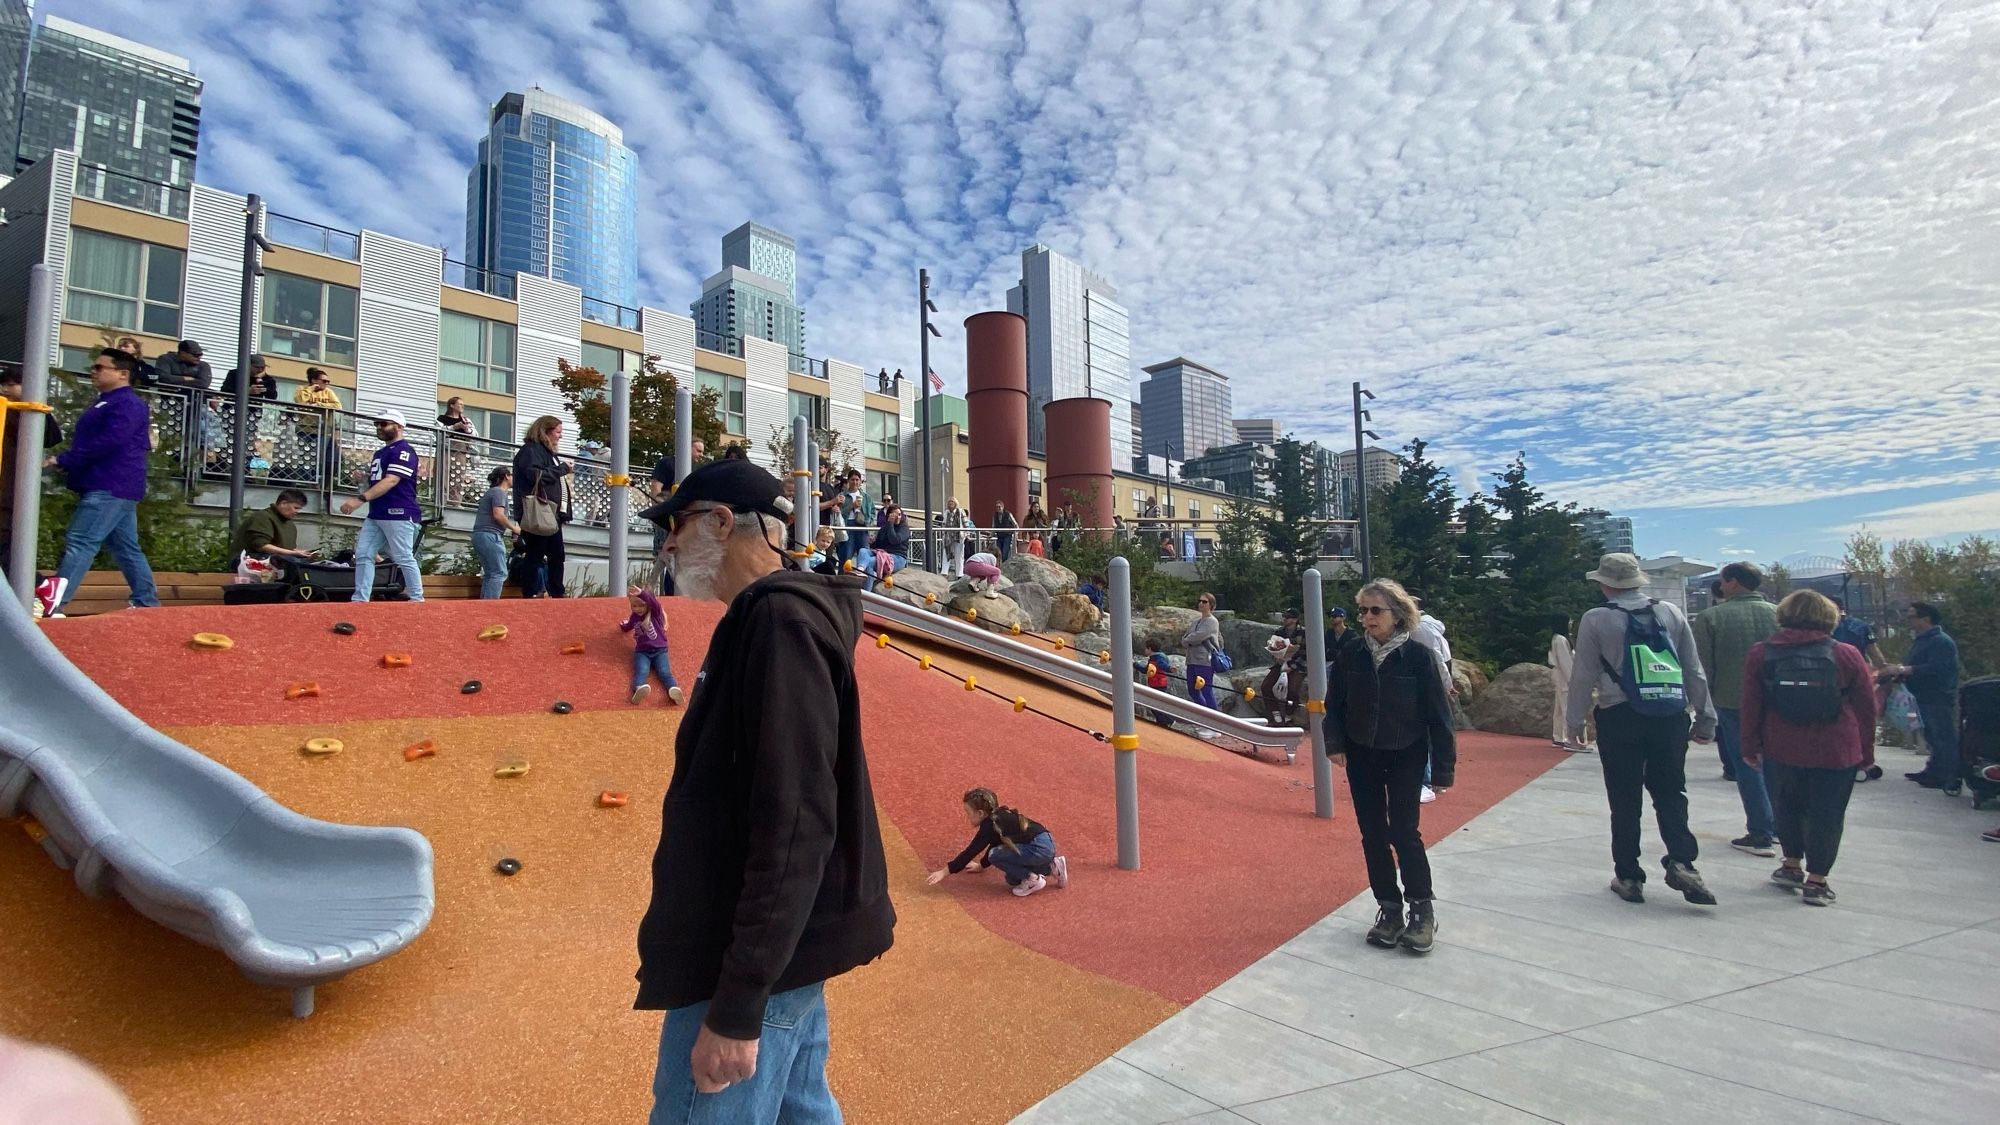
228, 505, 296, 559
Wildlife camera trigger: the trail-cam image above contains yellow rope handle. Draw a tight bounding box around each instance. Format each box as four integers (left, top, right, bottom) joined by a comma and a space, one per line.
604, 473, 632, 487
1110, 733, 1141, 751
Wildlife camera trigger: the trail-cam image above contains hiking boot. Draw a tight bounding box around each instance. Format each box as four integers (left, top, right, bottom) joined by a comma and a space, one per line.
667, 685, 685, 705
1050, 855, 1069, 889
630, 684, 651, 705
1366, 902, 1407, 947
1665, 862, 1717, 906
1609, 878, 1646, 903
1400, 901, 1436, 954
1801, 881, 1837, 907
1731, 835, 1776, 857
1011, 874, 1047, 897
1770, 865, 1806, 891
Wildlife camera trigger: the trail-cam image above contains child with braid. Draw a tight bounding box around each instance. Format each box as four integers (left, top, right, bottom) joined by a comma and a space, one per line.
926, 787, 1070, 898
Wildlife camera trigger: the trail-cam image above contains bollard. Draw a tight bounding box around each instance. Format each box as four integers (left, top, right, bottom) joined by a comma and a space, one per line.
1303, 568, 1335, 818
1110, 557, 1140, 869
791, 415, 812, 557
8, 266, 55, 607
608, 368, 631, 592
806, 440, 820, 542
674, 387, 692, 484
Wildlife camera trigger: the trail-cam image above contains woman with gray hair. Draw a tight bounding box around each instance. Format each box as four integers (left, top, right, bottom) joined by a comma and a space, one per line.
1324, 577, 1456, 954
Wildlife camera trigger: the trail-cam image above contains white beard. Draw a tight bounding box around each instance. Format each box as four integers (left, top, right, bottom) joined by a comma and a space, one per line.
664, 523, 728, 601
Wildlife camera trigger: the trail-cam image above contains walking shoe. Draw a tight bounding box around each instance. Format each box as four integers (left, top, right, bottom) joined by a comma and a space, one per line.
667, 685, 685, 705
1981, 827, 2000, 843
1943, 780, 1964, 797
1366, 902, 1407, 947
1665, 862, 1717, 906
1770, 865, 1806, 891
1050, 855, 1069, 889
1906, 770, 1937, 784
1856, 765, 1884, 783
1801, 881, 1837, 907
1608, 878, 1645, 903
1400, 901, 1436, 954
1731, 835, 1777, 857
1722, 770, 1737, 782
1011, 874, 1047, 897
629, 684, 651, 705
1420, 785, 1437, 804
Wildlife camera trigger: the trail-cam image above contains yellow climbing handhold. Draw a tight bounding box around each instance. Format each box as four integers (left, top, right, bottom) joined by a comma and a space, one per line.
477, 624, 509, 641
963, 675, 977, 691
1009, 623, 1021, 636
301, 737, 342, 756
190, 632, 234, 650
966, 608, 978, 622
1098, 649, 1112, 664
1053, 637, 1067, 650
843, 558, 857, 572
882, 576, 895, 589
875, 633, 889, 649
1013, 697, 1027, 712
1244, 687, 1257, 701
919, 655, 932, 670
1194, 676, 1207, 691
924, 592, 937, 604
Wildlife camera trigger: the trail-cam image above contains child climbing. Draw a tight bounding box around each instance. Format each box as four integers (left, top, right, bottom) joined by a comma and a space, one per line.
1142, 638, 1175, 724
620, 585, 683, 706
926, 787, 1070, 897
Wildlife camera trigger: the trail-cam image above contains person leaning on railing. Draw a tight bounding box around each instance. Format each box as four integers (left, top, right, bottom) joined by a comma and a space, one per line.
292, 368, 343, 484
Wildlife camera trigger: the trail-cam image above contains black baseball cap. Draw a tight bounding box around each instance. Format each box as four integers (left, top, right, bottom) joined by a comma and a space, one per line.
177, 339, 203, 356
639, 458, 788, 531
1283, 607, 1301, 619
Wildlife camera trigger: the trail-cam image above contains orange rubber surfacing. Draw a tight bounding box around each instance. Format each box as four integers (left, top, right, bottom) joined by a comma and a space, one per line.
5, 599, 1562, 1124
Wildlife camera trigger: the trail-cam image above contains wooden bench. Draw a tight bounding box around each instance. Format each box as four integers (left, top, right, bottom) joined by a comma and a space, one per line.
63, 572, 491, 615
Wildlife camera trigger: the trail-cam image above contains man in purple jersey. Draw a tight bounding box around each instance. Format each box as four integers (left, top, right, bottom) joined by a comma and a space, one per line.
339, 408, 425, 601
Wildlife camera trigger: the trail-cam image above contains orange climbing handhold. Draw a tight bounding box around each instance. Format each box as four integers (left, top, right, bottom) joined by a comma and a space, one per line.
1243, 687, 1257, 701
882, 575, 895, 589
1013, 697, 1027, 712
284, 681, 321, 700
1098, 649, 1112, 664
477, 624, 509, 641
559, 641, 586, 656
1053, 637, 1067, 650
924, 592, 937, 605
380, 653, 413, 668
966, 607, 978, 622
402, 740, 437, 762
596, 790, 630, 808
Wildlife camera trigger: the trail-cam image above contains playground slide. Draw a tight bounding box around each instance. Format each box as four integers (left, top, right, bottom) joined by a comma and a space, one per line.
860, 591, 1304, 755
0, 592, 434, 1018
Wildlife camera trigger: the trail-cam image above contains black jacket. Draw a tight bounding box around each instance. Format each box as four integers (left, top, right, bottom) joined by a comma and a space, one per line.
871, 519, 910, 555
510, 440, 571, 521
1324, 635, 1457, 787
152, 354, 211, 394
634, 571, 894, 1036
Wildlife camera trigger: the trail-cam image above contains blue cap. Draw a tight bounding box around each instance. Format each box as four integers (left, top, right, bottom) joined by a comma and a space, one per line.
1328, 607, 1347, 618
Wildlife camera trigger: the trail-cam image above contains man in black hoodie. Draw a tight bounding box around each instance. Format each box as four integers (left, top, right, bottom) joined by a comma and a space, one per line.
635, 459, 894, 1123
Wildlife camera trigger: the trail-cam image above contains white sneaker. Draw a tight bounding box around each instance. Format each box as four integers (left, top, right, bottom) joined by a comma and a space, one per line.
1420, 785, 1437, 804
1012, 874, 1047, 897
630, 684, 651, 705
667, 685, 685, 705
1051, 855, 1069, 889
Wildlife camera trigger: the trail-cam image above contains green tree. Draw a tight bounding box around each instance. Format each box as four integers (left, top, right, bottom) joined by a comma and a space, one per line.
1479, 453, 1600, 668
764, 424, 861, 478
1442, 493, 1502, 667
550, 354, 724, 468
1367, 438, 1458, 602
1200, 498, 1284, 618
1256, 436, 1323, 589
1887, 535, 1998, 676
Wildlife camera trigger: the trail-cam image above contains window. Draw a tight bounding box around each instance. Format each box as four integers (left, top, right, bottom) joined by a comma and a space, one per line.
261, 271, 358, 366
66, 229, 183, 336
1028, 468, 1043, 499
867, 470, 899, 503
787, 390, 827, 430
580, 341, 636, 377
439, 311, 516, 393
438, 399, 513, 442
697, 369, 745, 435
865, 407, 899, 461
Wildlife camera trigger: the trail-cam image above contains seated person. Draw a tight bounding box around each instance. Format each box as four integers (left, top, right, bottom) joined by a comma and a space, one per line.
1078, 574, 1106, 610
227, 489, 317, 568
858, 504, 911, 591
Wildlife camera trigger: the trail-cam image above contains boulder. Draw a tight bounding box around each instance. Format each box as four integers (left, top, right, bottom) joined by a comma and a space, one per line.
1073, 631, 1113, 664
1451, 658, 1490, 701
878, 568, 953, 614
1218, 615, 1281, 669
1000, 582, 1053, 631
948, 588, 1028, 632
1048, 592, 1101, 634
1001, 553, 1078, 597
1466, 662, 1555, 738
1135, 606, 1201, 656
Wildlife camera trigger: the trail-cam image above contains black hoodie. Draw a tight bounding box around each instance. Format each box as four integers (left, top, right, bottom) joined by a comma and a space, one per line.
633, 570, 895, 1037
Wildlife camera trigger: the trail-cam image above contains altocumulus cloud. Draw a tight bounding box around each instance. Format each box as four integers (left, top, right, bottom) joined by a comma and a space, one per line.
53, 0, 2000, 541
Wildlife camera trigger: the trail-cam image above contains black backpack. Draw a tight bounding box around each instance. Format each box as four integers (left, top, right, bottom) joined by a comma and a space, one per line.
1762, 640, 1843, 725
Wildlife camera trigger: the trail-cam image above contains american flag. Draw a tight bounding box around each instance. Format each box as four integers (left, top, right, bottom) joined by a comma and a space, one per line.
926, 366, 944, 394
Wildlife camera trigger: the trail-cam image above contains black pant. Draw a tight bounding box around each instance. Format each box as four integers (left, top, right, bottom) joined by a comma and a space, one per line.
1767, 761, 1855, 876
1344, 740, 1433, 904
1261, 664, 1298, 721
521, 530, 566, 598
1596, 704, 1698, 883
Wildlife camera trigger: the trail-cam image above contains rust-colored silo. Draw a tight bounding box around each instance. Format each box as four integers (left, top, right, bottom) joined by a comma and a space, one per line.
965, 311, 1029, 524
1043, 397, 1114, 535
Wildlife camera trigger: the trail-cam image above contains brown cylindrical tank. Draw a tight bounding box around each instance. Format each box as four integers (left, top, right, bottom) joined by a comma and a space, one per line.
965, 311, 1029, 526
1043, 396, 1114, 536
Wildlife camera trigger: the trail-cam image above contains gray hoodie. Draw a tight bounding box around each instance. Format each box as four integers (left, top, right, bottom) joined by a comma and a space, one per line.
1567, 590, 1716, 741
1182, 614, 1221, 666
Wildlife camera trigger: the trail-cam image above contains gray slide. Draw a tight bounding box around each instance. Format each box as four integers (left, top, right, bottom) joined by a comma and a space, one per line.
0, 592, 434, 1018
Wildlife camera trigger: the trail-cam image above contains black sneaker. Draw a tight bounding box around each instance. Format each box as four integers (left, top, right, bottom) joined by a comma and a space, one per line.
1856, 765, 1884, 783
1802, 881, 1836, 907
1609, 878, 1645, 903
1770, 865, 1805, 891
1943, 780, 1964, 797
1366, 902, 1406, 948
1400, 901, 1436, 954
1731, 835, 1777, 857
1907, 771, 1937, 784
1665, 862, 1717, 906
1722, 770, 1738, 782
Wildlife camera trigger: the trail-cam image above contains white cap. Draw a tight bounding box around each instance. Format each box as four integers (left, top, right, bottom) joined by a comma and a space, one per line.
374, 408, 407, 427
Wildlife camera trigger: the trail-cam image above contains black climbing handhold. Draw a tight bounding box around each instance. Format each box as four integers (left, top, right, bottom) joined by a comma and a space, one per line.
461, 680, 482, 695
495, 858, 521, 876
551, 701, 573, 715
331, 622, 357, 635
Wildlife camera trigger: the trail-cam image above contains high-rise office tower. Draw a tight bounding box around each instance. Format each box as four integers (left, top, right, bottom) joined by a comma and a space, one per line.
1232, 418, 1280, 445
0, 0, 28, 166
465, 89, 638, 307
1576, 508, 1636, 555
1005, 244, 1132, 464
1139, 356, 1234, 461
691, 221, 806, 366
12, 15, 201, 214
1336, 445, 1402, 518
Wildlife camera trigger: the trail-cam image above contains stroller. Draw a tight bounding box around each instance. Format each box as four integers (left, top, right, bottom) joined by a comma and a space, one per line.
1959, 675, 2000, 810
221, 517, 440, 605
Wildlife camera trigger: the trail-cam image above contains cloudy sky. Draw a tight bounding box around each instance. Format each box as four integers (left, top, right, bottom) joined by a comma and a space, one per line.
53, 0, 2000, 562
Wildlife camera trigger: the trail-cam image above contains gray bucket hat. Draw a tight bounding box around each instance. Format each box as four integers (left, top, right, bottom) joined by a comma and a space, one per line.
1585, 552, 1646, 589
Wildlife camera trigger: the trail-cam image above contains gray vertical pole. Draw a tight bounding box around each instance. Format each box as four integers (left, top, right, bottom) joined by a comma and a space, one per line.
1109, 556, 1140, 870
1302, 567, 1334, 818
919, 268, 937, 572
1353, 381, 1371, 582
8, 265, 55, 607
608, 368, 630, 592
674, 386, 692, 485
790, 414, 811, 555
806, 440, 819, 542
229, 194, 265, 538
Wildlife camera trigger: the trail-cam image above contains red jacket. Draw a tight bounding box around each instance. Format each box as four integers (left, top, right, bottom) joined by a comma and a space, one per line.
1741, 628, 1877, 770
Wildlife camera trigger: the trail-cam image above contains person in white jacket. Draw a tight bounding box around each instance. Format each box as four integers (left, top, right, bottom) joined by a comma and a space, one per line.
1548, 613, 1590, 752
1407, 596, 1457, 803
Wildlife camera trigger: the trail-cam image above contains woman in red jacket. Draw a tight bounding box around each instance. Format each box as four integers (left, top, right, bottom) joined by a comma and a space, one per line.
1740, 590, 1877, 907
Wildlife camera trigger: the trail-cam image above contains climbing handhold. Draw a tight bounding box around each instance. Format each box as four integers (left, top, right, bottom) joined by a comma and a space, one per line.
1053, 637, 1068, 650
1009, 624, 1021, 636
597, 791, 630, 808
1243, 687, 1256, 701
402, 740, 436, 762
842, 558, 856, 572
330, 622, 357, 636
478, 624, 509, 641
963, 675, 977, 691
494, 858, 522, 876
460, 680, 482, 695
875, 633, 889, 649
1013, 697, 1027, 713
919, 655, 932, 670
380, 653, 413, 668
924, 592, 937, 605
1098, 649, 1112, 664
284, 681, 321, 700
966, 607, 978, 622
882, 575, 895, 589
1194, 676, 1207, 691
301, 738, 342, 755
190, 632, 234, 650
559, 641, 586, 656
494, 761, 530, 779
551, 701, 573, 715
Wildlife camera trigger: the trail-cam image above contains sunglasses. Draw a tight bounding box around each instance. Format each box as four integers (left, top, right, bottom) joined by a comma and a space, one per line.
661, 504, 736, 537
1356, 605, 1392, 616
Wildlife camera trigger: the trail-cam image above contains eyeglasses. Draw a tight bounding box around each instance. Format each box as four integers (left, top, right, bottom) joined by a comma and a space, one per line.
1356, 605, 1392, 616
89, 362, 117, 373
662, 504, 731, 537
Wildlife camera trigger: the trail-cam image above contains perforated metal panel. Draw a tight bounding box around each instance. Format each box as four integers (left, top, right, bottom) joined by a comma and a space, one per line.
740, 335, 788, 471
183, 183, 251, 357
356, 231, 443, 421
513, 272, 582, 449
640, 307, 695, 379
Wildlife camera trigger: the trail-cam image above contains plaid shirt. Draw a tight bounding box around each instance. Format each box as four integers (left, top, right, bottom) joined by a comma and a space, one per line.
1693, 593, 1779, 709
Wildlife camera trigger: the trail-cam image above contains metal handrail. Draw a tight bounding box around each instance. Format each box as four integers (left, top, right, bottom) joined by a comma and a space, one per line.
267, 213, 361, 260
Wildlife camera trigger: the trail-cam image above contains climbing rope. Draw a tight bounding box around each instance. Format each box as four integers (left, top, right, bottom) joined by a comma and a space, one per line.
863, 628, 1110, 743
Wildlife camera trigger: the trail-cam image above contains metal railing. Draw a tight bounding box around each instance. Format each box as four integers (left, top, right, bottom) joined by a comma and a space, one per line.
695, 329, 734, 354
71, 161, 190, 220
803, 357, 828, 379
267, 213, 360, 260
582, 295, 640, 331
442, 260, 516, 300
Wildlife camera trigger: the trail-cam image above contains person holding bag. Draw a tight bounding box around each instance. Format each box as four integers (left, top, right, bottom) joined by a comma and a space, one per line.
511, 415, 572, 598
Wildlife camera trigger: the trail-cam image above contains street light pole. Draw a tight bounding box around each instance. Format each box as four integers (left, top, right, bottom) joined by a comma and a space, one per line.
919, 269, 941, 571
1352, 381, 1378, 582
229, 195, 274, 539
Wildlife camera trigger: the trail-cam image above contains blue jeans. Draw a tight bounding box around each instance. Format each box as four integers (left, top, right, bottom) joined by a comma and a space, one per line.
986, 830, 1057, 886
632, 648, 678, 693
839, 529, 867, 565
471, 530, 507, 599
1716, 707, 1774, 839
649, 982, 840, 1125
1917, 696, 1960, 782
55, 491, 158, 609
1187, 664, 1218, 709
352, 518, 423, 602
856, 549, 906, 592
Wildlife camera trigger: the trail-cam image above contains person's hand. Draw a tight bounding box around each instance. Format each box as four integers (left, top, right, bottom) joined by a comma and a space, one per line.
42, 455, 58, 469
339, 498, 361, 515
689, 1024, 758, 1094
1328, 752, 1346, 767
1740, 754, 1761, 770
925, 868, 949, 886
963, 860, 983, 873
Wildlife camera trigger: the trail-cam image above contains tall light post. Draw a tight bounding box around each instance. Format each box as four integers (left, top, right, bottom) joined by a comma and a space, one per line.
1352, 381, 1378, 581
229, 195, 275, 538
919, 269, 941, 571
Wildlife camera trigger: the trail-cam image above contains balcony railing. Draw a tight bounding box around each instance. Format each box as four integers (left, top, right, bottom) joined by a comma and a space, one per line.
71, 161, 189, 220
443, 260, 516, 299
695, 329, 734, 355
267, 213, 360, 260
582, 295, 641, 331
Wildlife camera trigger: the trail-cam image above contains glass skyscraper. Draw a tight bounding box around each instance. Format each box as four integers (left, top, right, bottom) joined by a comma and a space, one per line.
1138, 356, 1234, 461
464, 89, 638, 308
1005, 245, 1132, 465
12, 15, 201, 215
691, 221, 806, 366
0, 1, 29, 166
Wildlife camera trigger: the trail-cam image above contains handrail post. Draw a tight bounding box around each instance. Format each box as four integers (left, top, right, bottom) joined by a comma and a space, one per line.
1303, 567, 1335, 818
1110, 556, 1140, 869
790, 414, 811, 555
674, 387, 692, 484
608, 368, 631, 591
8, 265, 54, 607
